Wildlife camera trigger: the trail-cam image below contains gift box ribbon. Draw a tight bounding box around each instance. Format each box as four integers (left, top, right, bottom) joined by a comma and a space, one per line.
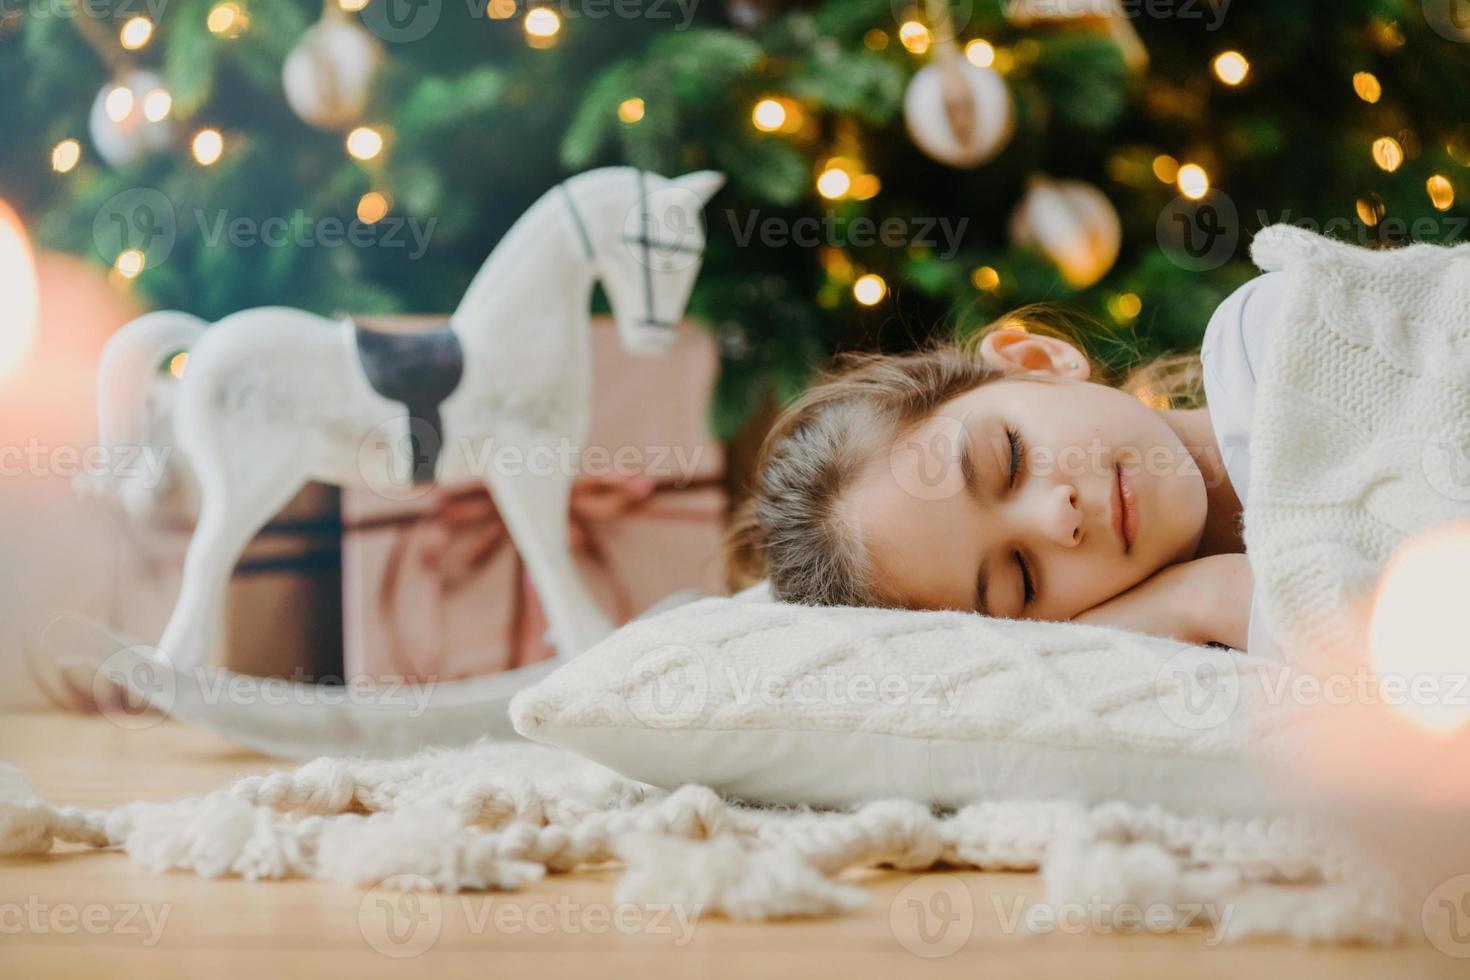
346, 473, 726, 681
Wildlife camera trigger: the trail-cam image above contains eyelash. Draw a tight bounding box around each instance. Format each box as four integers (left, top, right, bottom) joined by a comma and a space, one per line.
1006, 427, 1024, 488
1006, 427, 1037, 606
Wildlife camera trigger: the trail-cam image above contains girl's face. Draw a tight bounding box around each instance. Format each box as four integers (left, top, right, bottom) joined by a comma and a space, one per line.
843, 333, 1209, 622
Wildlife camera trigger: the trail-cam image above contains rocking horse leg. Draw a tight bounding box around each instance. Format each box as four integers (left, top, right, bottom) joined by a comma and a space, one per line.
483, 430, 613, 658
158, 442, 310, 667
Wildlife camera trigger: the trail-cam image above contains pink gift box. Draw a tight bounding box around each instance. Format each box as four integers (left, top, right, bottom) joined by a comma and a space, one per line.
341, 319, 728, 682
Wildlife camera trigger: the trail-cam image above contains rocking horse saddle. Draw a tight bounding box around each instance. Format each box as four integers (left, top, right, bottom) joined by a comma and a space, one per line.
353, 319, 465, 484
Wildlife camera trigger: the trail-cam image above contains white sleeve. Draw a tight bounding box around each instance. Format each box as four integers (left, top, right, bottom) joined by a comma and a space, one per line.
1199, 272, 1289, 656
1198, 270, 1289, 504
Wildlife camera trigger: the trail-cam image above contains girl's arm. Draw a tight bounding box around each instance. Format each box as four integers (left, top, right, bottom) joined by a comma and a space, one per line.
1069, 553, 1254, 650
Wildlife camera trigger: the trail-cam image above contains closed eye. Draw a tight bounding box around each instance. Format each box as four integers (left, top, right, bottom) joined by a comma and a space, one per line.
1015, 551, 1036, 607
1006, 427, 1024, 490
1006, 427, 1035, 608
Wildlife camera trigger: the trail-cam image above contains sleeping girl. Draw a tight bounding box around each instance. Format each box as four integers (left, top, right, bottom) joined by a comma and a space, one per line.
727, 272, 1287, 653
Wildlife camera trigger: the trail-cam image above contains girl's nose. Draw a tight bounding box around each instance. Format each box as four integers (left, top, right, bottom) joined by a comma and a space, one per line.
1041, 483, 1083, 547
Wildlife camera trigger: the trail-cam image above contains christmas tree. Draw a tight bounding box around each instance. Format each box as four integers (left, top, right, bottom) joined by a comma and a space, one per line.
2, 0, 1467, 437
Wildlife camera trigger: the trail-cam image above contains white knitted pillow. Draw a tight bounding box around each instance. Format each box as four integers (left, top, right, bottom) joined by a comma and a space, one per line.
510, 595, 1294, 816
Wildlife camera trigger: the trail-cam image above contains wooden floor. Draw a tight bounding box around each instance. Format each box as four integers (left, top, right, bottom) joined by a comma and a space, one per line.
0, 710, 1458, 979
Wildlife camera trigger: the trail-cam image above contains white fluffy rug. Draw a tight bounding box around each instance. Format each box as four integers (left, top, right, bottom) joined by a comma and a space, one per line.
0, 738, 1407, 944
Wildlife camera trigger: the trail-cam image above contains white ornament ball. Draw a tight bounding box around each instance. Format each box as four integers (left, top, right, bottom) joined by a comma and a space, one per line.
1010, 176, 1121, 288
282, 16, 383, 131
88, 71, 175, 169
904, 60, 1013, 168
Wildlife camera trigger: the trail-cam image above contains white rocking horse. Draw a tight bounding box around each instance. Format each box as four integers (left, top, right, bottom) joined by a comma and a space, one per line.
95, 167, 725, 684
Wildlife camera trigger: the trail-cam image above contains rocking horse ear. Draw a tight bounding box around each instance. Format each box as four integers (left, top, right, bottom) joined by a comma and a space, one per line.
675, 170, 726, 206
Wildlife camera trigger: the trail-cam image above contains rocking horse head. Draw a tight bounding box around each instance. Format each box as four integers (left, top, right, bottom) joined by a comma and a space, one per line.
558, 168, 726, 356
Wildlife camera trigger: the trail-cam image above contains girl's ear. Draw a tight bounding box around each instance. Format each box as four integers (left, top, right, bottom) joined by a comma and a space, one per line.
979, 329, 1090, 381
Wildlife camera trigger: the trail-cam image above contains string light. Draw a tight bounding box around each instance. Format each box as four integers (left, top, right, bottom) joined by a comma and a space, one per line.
346, 126, 384, 160
357, 191, 391, 224
486, 0, 516, 17
208, 3, 250, 36
1151, 154, 1180, 183
820, 248, 854, 284
1372, 136, 1404, 172
338, 0, 369, 10
51, 139, 81, 174
167, 352, 189, 379
965, 39, 995, 68
898, 21, 930, 54
119, 16, 153, 50
1356, 197, 1384, 227
1211, 51, 1249, 86
849, 174, 881, 200
863, 29, 888, 51
142, 88, 172, 122
618, 98, 645, 124
1109, 292, 1142, 322
524, 7, 560, 47
751, 98, 786, 133
971, 266, 1000, 291
1176, 163, 1210, 200
816, 164, 852, 200
1352, 71, 1381, 104
104, 85, 135, 123
1427, 174, 1455, 211
192, 129, 224, 166
115, 248, 146, 279
852, 273, 887, 306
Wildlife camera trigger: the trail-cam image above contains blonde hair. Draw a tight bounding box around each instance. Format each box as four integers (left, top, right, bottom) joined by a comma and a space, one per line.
724, 306, 1202, 602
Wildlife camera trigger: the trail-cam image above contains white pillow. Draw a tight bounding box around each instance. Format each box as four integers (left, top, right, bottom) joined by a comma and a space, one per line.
509, 594, 1292, 816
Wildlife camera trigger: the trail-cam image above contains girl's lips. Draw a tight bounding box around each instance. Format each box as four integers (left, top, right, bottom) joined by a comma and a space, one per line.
1117, 465, 1140, 552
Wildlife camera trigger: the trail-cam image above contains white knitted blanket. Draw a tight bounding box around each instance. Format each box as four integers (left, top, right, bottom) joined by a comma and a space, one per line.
1245, 225, 1470, 671
0, 741, 1405, 943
